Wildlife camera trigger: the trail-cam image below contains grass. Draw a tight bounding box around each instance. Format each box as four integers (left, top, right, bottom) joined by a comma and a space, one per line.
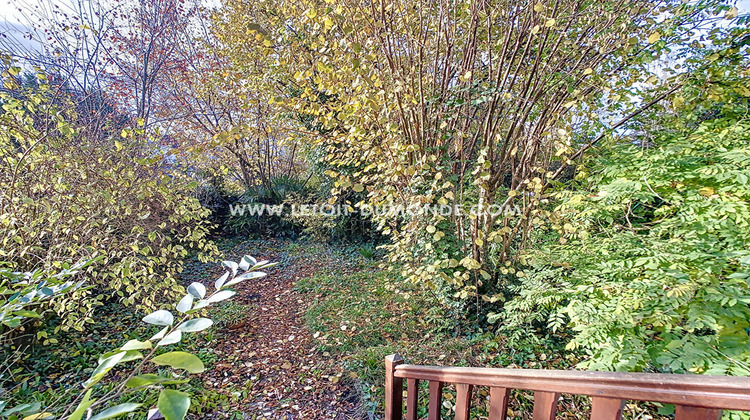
211, 300, 255, 329
293, 260, 686, 420
295, 264, 577, 419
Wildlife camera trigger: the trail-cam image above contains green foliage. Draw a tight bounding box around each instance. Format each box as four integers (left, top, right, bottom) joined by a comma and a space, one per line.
500, 75, 750, 372
0, 258, 102, 393
217, 0, 736, 310
0, 255, 275, 420
0, 61, 219, 332
0, 259, 99, 333
357, 245, 375, 260
223, 175, 310, 237
296, 261, 577, 419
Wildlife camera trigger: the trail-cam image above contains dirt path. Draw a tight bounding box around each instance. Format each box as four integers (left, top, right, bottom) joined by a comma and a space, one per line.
193, 240, 366, 419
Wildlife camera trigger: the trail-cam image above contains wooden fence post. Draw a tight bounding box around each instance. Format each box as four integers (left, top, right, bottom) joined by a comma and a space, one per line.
385, 354, 404, 420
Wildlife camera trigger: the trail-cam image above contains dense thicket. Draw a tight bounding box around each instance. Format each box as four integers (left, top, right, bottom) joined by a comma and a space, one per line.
214, 0, 750, 372
0, 0, 749, 418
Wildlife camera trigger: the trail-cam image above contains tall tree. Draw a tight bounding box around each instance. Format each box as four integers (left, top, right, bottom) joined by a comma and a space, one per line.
218, 0, 731, 305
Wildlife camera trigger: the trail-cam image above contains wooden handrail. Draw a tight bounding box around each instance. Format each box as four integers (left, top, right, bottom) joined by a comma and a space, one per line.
384, 354, 750, 420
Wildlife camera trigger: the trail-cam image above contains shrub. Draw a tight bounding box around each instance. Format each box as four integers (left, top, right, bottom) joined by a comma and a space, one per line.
0, 256, 275, 420
499, 98, 750, 373
0, 63, 218, 332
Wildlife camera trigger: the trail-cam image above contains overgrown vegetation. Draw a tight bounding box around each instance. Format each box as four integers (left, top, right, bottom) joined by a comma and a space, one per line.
295, 265, 682, 419
499, 91, 750, 373
1, 0, 749, 418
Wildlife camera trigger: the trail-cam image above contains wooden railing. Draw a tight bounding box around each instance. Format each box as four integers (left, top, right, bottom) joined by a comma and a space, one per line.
384, 354, 750, 420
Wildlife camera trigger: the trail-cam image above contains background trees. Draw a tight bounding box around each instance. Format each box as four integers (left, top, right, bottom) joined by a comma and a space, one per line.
1, 2, 749, 418
217, 0, 744, 308
210, 0, 750, 373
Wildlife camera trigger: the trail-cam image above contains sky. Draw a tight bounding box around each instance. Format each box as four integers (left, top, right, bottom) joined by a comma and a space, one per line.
0, 0, 71, 56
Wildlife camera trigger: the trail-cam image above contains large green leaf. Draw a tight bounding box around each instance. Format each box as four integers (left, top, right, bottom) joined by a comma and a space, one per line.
22, 413, 54, 420
151, 351, 204, 373
11, 310, 41, 318
239, 255, 256, 271
186, 282, 206, 299
84, 352, 126, 388
214, 272, 229, 290
67, 389, 94, 420
2, 402, 40, 416
97, 350, 142, 364
157, 330, 182, 347
176, 294, 193, 313
143, 310, 174, 326
206, 290, 235, 303
120, 339, 152, 351
125, 374, 188, 388
89, 403, 141, 420
157, 390, 190, 420
177, 318, 213, 332
223, 271, 265, 288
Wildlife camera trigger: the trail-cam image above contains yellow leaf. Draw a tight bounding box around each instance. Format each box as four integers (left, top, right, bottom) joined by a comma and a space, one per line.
426, 225, 436, 233
699, 187, 715, 197
352, 183, 364, 192
583, 67, 593, 75
114, 140, 123, 151
647, 32, 661, 44
533, 2, 544, 12
306, 8, 317, 19
545, 18, 556, 27
735, 86, 750, 97
531, 25, 540, 35
725, 6, 738, 19
672, 96, 684, 109
475, 238, 484, 246
23, 414, 54, 420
